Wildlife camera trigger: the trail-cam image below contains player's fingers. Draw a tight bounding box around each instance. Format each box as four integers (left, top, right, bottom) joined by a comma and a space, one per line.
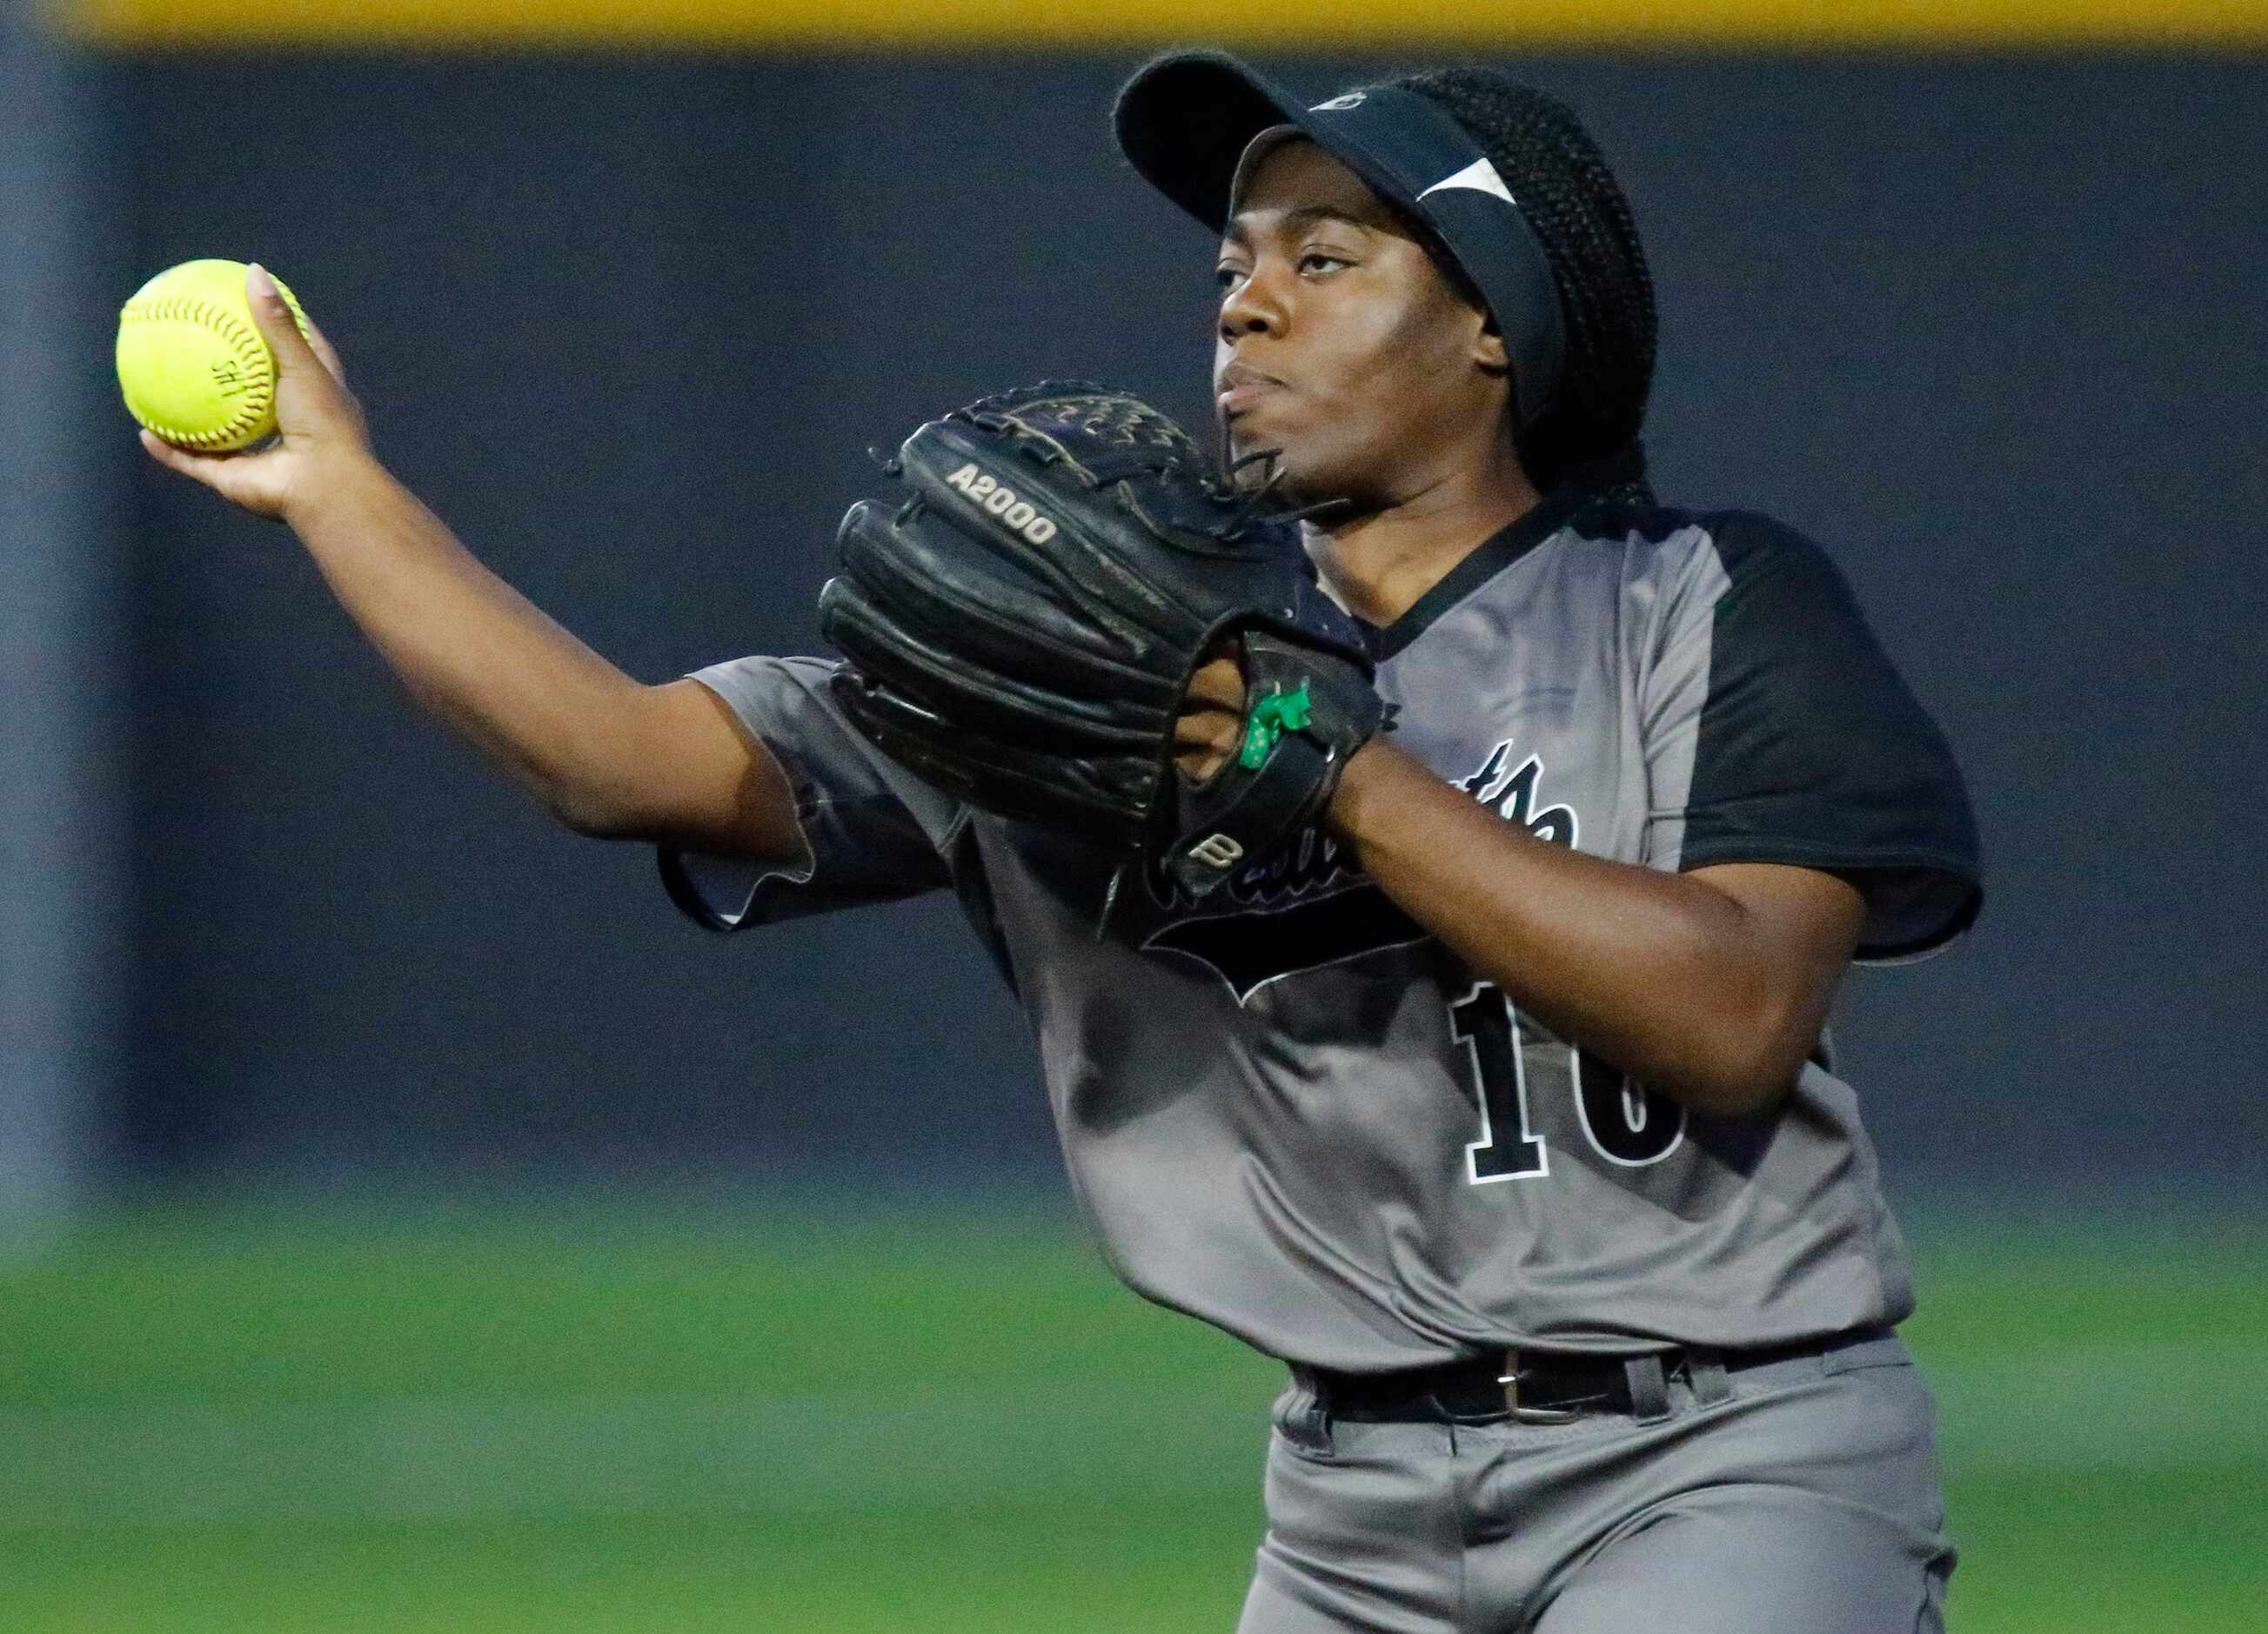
244, 264, 330, 382
1174, 709, 1240, 753
244, 265, 370, 446
298, 311, 350, 389
1186, 654, 1248, 713
138, 425, 224, 479
138, 427, 288, 518
1174, 740, 1233, 784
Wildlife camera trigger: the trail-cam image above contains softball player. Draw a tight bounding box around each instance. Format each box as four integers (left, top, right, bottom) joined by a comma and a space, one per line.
143, 50, 1982, 1634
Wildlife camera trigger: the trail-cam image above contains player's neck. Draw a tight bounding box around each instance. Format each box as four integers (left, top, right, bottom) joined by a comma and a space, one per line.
1304, 457, 1540, 628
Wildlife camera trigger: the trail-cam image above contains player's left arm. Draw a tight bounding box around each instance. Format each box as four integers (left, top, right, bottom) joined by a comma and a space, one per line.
1174, 656, 1858, 1118
1176, 515, 1979, 1120
1328, 740, 1863, 1119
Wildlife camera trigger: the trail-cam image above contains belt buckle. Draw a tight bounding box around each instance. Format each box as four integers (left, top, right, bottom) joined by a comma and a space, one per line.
1496, 1351, 1582, 1425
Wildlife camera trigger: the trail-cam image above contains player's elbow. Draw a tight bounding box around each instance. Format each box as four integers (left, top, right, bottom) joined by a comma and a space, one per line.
1676, 1059, 1800, 1121
1673, 1011, 1820, 1120
1633, 984, 1819, 1119
523, 750, 666, 840
539, 768, 704, 842
548, 789, 645, 840
532, 681, 750, 844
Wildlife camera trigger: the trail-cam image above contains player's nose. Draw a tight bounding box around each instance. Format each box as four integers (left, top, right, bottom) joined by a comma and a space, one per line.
1219, 265, 1288, 341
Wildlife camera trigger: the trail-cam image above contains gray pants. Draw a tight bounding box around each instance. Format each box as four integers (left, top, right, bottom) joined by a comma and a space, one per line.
1241, 1331, 1953, 1634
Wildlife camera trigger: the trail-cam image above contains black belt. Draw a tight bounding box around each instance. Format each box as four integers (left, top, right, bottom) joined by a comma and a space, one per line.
1304, 1329, 1884, 1425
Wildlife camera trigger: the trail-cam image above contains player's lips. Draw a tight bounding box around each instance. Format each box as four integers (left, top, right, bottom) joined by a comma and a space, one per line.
1215, 364, 1287, 417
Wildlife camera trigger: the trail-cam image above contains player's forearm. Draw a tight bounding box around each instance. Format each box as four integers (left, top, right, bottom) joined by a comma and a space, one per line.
284, 454, 691, 838
1327, 740, 1833, 1117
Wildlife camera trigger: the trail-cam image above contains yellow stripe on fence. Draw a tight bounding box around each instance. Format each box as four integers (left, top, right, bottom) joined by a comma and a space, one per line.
56, 0, 2268, 50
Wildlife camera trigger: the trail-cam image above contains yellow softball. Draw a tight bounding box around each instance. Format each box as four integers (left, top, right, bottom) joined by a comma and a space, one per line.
116, 258, 313, 452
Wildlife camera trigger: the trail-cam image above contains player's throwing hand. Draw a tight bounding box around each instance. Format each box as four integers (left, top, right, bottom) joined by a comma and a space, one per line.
138, 264, 370, 525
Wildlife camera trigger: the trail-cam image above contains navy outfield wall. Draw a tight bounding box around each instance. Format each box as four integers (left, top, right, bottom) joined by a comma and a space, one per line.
99, 51, 2268, 1195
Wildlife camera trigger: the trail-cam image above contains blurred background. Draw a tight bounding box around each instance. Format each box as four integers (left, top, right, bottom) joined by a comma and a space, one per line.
3, 0, 2263, 1629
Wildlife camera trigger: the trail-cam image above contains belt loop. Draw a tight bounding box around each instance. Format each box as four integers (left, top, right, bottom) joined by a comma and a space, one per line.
1623, 1356, 1671, 1424
1685, 1351, 1731, 1408
1288, 1368, 1335, 1454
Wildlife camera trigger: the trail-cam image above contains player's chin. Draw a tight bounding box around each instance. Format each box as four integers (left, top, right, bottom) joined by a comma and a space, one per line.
1224, 419, 1369, 516
1221, 414, 1272, 476
1225, 415, 1318, 492
1255, 442, 1369, 513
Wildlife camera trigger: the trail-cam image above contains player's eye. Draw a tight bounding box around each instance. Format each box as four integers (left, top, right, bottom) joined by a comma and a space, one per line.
1214, 264, 1248, 291
1298, 251, 1352, 277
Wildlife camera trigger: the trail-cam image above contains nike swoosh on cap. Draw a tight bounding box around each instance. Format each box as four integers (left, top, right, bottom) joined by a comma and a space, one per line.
1418, 156, 1518, 208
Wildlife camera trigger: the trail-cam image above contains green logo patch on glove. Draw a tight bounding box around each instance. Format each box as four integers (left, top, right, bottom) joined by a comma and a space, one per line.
1240, 682, 1315, 771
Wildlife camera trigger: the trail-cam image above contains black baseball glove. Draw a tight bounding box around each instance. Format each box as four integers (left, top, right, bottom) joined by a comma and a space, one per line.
816, 380, 1388, 899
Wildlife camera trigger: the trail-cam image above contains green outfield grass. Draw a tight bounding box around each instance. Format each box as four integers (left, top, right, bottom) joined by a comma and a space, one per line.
1, 1191, 2260, 1632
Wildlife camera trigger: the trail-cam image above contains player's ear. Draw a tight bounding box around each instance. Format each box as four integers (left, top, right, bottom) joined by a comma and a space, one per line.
1472, 314, 1510, 377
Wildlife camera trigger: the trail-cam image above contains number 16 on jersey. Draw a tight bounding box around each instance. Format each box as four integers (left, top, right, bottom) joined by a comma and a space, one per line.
1449, 981, 1685, 1182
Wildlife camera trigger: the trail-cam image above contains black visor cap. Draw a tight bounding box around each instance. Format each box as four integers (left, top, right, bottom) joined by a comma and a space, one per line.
1113, 52, 1301, 232
1113, 50, 1568, 428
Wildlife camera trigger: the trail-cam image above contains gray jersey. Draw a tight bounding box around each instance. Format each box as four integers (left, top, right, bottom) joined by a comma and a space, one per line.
665, 480, 1981, 1372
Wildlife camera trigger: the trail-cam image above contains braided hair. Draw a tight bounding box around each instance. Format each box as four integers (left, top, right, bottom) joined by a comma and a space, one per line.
1389, 69, 1657, 494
